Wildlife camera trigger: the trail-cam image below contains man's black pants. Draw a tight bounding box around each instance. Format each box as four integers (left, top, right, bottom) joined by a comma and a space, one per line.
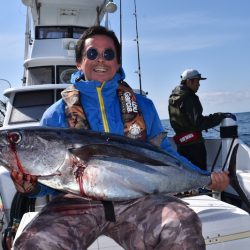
177, 142, 207, 171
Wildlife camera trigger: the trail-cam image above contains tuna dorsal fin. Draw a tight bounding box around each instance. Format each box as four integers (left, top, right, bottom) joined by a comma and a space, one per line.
69, 144, 167, 166
228, 143, 250, 212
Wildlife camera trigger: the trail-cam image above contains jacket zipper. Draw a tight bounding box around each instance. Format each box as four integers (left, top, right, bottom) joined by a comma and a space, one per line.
97, 83, 110, 132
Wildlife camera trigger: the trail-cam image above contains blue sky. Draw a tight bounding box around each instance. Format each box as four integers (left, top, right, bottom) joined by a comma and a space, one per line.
1, 1, 250, 119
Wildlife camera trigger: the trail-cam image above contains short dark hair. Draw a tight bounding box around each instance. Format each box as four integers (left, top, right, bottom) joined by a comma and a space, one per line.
75, 26, 121, 64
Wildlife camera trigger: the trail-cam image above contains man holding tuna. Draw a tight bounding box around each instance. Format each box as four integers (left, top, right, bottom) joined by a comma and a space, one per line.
11, 26, 229, 250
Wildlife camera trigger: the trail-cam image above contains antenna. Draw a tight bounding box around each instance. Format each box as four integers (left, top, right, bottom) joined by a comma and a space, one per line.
133, 0, 142, 94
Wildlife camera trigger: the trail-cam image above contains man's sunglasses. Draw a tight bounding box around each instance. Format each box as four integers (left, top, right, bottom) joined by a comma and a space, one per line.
85, 48, 115, 61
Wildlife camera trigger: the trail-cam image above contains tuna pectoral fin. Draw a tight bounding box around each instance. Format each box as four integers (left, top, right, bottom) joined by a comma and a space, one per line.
228, 143, 250, 212
69, 144, 166, 166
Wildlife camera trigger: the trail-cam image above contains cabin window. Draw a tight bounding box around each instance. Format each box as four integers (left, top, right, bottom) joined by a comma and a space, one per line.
57, 66, 77, 84
73, 27, 87, 39
36, 27, 69, 39
9, 90, 57, 124
28, 66, 55, 85
36, 26, 87, 39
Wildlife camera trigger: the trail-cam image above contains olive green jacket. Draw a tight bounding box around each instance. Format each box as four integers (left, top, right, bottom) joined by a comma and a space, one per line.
168, 85, 224, 138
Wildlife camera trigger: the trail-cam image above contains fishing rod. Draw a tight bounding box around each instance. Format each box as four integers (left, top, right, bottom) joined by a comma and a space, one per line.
0, 192, 5, 232
133, 0, 142, 94
119, 0, 122, 65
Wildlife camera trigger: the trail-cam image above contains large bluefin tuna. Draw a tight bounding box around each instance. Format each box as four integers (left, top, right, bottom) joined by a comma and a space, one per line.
0, 127, 212, 200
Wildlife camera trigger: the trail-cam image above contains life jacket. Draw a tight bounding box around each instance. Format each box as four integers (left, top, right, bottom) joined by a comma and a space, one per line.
61, 80, 147, 141
173, 131, 202, 145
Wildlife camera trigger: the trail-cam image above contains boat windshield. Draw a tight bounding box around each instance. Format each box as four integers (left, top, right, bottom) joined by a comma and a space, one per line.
57, 66, 78, 84
9, 90, 62, 124
28, 66, 55, 84
28, 66, 77, 85
36, 26, 87, 39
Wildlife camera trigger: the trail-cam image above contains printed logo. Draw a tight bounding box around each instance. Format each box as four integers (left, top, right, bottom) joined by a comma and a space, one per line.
124, 92, 138, 113
180, 134, 194, 143
128, 123, 141, 138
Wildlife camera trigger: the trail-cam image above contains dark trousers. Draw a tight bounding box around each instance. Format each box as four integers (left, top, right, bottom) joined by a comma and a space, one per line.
177, 142, 207, 171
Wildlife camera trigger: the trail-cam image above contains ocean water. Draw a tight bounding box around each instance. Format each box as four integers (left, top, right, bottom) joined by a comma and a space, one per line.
161, 111, 250, 147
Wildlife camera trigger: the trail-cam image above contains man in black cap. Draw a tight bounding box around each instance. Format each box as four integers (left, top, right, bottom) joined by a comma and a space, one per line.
168, 69, 230, 170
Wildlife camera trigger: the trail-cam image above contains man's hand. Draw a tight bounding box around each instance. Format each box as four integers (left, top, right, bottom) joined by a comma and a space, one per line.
208, 171, 230, 192
10, 170, 38, 194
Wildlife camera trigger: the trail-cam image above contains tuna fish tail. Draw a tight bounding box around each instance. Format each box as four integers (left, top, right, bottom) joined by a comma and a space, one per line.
228, 143, 250, 212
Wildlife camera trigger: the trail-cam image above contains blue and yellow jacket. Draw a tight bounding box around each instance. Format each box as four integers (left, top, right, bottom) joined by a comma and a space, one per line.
35, 69, 208, 197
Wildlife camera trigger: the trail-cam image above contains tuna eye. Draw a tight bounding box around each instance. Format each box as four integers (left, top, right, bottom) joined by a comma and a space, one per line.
7, 132, 22, 144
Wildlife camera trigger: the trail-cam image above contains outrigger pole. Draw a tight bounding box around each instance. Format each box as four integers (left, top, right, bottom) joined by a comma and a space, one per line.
133, 0, 142, 94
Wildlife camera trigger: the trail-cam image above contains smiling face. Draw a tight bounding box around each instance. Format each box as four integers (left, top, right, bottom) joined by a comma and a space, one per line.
77, 35, 121, 84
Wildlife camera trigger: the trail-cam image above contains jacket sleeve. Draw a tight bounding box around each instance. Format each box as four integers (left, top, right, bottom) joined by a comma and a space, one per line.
40, 99, 68, 128
183, 95, 225, 131
27, 183, 60, 198
136, 95, 165, 139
